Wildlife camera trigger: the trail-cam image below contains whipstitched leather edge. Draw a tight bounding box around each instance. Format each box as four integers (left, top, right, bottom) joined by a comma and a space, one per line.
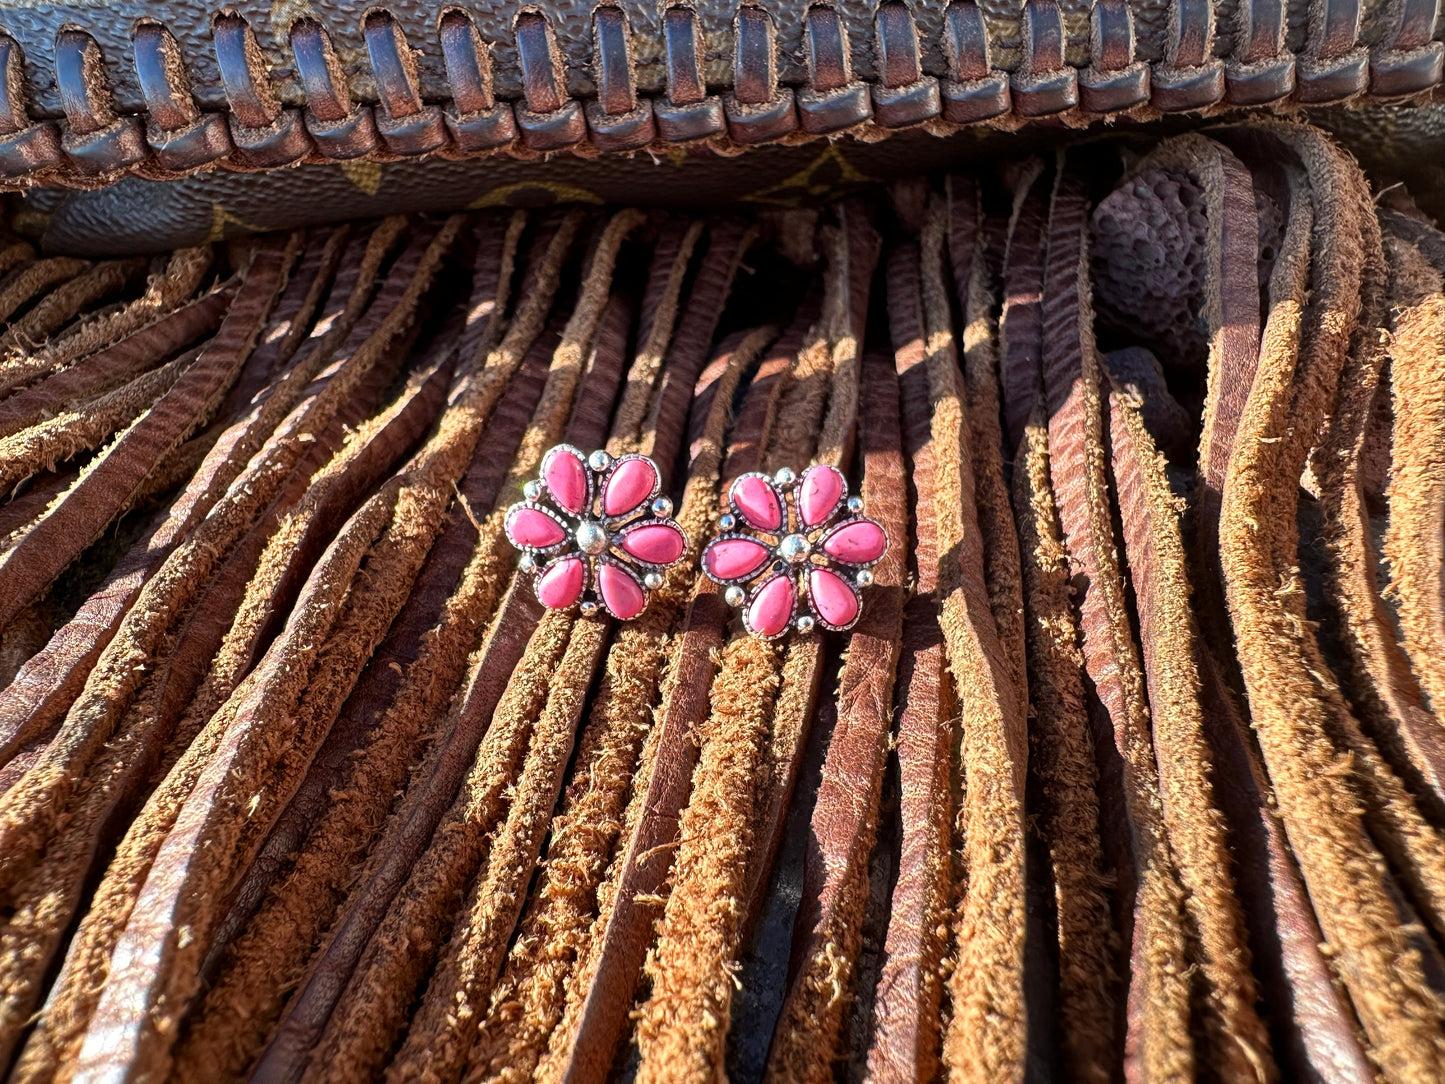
0, 0, 1441, 190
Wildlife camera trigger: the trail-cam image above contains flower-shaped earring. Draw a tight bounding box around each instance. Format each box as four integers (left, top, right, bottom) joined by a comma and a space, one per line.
701, 465, 887, 639
504, 446, 688, 619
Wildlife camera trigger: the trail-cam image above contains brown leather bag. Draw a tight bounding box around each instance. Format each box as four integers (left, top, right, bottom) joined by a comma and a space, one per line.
0, 3, 1444, 1083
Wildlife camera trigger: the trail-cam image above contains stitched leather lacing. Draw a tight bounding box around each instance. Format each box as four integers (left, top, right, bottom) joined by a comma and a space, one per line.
0, 0, 1440, 187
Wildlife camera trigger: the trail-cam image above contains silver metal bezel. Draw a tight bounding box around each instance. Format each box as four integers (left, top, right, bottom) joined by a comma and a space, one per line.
599, 452, 663, 520
796, 463, 849, 531
594, 554, 649, 621
531, 551, 593, 611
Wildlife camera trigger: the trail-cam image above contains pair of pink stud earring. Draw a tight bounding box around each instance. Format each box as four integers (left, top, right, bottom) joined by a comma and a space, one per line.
503, 447, 888, 638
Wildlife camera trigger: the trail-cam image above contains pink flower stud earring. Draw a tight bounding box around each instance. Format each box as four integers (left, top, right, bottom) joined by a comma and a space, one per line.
701, 464, 888, 639
504, 446, 688, 620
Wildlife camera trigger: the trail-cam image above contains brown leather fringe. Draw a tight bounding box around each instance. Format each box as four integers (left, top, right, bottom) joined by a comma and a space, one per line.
918, 195, 1030, 1084
1217, 130, 1445, 1080
464, 326, 769, 1084
631, 220, 859, 1084
1040, 168, 1194, 1082
539, 308, 803, 1084
761, 351, 904, 1084
1382, 225, 1445, 723
7, 120, 1445, 1084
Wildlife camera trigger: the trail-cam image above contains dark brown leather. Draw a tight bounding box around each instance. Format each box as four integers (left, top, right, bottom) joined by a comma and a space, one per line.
0, 0, 1439, 204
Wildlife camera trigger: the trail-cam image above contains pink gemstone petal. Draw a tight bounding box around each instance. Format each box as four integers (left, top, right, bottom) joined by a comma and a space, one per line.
747, 575, 796, 637
535, 556, 586, 610
621, 523, 686, 565
598, 562, 647, 620
703, 537, 771, 581
506, 505, 566, 549
820, 519, 888, 566
798, 465, 845, 528
731, 474, 782, 532
542, 446, 589, 514
809, 568, 860, 629
603, 457, 659, 517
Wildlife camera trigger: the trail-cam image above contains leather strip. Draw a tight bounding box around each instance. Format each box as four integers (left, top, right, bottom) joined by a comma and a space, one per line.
1153, 129, 1375, 1083
1039, 169, 1194, 1082
761, 350, 905, 1082
1380, 223, 1445, 740
999, 163, 1050, 454
1215, 128, 1445, 1079
919, 196, 1030, 1084
1107, 381, 1272, 1080
947, 176, 1027, 737
1009, 405, 1119, 1081
863, 256, 952, 1084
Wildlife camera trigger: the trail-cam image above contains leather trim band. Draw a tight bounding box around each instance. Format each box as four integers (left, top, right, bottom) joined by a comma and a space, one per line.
0, 0, 1439, 188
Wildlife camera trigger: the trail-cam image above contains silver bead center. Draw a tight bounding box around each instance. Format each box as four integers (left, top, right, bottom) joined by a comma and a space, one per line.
778, 533, 811, 564
575, 520, 609, 555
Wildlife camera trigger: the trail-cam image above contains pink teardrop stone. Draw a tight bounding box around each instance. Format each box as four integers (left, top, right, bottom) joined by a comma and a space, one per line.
704, 538, 770, 581
603, 457, 659, 516
799, 465, 845, 528
543, 447, 589, 514
598, 563, 647, 620
536, 557, 585, 610
506, 506, 566, 549
820, 519, 888, 565
732, 475, 782, 531
621, 523, 686, 565
747, 575, 795, 637
809, 568, 860, 629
